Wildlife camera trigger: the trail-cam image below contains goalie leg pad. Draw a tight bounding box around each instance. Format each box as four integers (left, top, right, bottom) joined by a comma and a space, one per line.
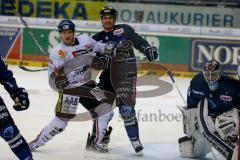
182, 107, 198, 137
179, 136, 194, 158
29, 116, 68, 150
179, 135, 211, 158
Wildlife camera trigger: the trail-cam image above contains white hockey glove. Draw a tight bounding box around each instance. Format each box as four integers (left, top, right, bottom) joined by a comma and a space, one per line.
182, 107, 198, 137
215, 108, 239, 142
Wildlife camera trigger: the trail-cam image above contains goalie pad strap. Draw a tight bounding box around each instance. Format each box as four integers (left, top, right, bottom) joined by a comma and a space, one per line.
178, 136, 195, 158
197, 99, 234, 160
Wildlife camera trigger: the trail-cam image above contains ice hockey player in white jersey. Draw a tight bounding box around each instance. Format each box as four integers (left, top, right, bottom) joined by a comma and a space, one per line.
178, 60, 240, 160
28, 19, 115, 151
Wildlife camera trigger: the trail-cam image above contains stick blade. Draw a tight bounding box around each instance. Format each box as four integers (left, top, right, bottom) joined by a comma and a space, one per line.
19, 66, 47, 72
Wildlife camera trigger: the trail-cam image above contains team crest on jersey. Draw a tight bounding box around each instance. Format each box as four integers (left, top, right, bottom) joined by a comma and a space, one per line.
72, 49, 88, 57
220, 95, 232, 102
57, 50, 67, 58
113, 28, 124, 36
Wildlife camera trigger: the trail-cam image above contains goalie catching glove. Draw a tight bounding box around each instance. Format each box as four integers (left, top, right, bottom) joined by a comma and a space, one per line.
11, 87, 30, 111
214, 108, 239, 142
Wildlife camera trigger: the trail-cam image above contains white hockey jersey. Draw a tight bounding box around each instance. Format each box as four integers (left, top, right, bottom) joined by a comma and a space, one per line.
48, 34, 105, 90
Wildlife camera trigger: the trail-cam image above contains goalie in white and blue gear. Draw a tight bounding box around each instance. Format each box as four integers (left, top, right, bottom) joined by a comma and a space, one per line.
179, 60, 240, 159
0, 57, 32, 160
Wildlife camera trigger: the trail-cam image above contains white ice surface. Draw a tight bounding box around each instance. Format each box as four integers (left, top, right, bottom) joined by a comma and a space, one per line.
0, 66, 224, 160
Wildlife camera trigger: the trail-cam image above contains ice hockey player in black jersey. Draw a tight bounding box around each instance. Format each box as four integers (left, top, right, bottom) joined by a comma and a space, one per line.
86, 6, 159, 153
178, 60, 240, 160
0, 56, 32, 160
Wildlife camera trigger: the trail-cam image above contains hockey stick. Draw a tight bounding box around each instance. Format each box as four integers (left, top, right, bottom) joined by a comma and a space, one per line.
166, 69, 187, 105
18, 66, 48, 72
8, 0, 49, 72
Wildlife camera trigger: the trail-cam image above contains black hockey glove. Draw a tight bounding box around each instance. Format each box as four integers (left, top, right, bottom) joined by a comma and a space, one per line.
100, 55, 111, 70
11, 87, 30, 111
55, 73, 69, 90
145, 46, 158, 62
117, 40, 133, 52
96, 52, 112, 70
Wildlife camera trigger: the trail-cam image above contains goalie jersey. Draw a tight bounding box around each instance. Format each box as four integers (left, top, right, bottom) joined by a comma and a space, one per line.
187, 72, 240, 117
48, 35, 105, 89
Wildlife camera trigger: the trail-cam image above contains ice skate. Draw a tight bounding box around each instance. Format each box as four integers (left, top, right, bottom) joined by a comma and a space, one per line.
131, 140, 144, 154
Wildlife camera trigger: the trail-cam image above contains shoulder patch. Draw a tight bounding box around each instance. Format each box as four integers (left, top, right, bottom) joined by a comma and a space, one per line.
113, 28, 124, 36
57, 50, 67, 58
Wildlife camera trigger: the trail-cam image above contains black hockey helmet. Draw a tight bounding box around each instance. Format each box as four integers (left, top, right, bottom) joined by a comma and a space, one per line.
203, 60, 223, 91
99, 6, 117, 18
58, 19, 75, 33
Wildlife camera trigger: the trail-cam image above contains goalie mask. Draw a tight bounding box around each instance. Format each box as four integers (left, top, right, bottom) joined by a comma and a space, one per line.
203, 60, 223, 91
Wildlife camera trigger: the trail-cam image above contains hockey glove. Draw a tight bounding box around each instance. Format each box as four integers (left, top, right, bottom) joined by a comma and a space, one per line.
11, 87, 30, 111
101, 55, 111, 70
55, 73, 69, 90
96, 53, 111, 70
104, 41, 117, 56
145, 46, 158, 62
117, 40, 133, 52
215, 108, 239, 142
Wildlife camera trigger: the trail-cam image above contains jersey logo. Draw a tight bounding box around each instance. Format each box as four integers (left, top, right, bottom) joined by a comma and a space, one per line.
57, 50, 67, 58
220, 95, 232, 102
72, 49, 88, 57
113, 28, 124, 36
73, 65, 90, 77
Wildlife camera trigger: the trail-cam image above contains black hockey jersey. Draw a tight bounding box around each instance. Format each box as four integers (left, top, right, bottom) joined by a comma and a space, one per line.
93, 24, 152, 86
93, 24, 151, 58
